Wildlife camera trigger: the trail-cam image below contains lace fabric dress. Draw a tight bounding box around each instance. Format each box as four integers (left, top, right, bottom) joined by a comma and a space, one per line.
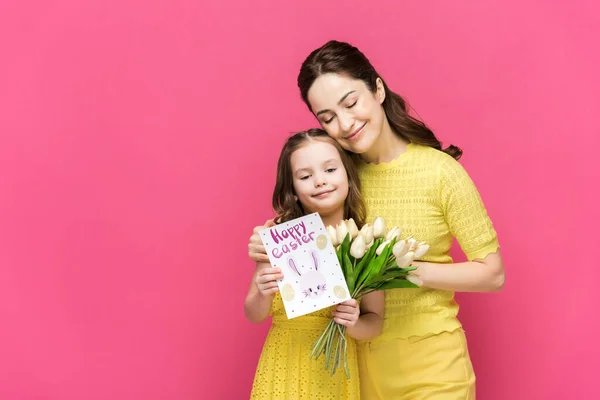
250, 293, 360, 399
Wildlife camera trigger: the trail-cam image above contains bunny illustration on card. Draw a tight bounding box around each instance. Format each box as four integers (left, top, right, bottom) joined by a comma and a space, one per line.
259, 213, 351, 319
287, 250, 327, 298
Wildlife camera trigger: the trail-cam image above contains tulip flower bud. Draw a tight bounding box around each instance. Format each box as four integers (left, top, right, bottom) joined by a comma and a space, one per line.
376, 239, 391, 256
350, 234, 367, 258
347, 218, 359, 239
336, 221, 349, 245
373, 217, 386, 239
413, 243, 430, 259
327, 225, 339, 247
392, 240, 408, 258
395, 251, 415, 268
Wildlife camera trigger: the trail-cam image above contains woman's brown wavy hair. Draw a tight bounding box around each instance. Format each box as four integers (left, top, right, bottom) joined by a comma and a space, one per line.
298, 40, 462, 160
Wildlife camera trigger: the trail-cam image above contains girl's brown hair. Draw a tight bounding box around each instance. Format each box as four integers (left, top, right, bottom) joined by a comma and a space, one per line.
297, 40, 462, 160
272, 128, 366, 225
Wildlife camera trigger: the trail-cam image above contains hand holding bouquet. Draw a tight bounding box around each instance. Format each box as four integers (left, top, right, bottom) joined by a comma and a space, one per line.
312, 217, 430, 377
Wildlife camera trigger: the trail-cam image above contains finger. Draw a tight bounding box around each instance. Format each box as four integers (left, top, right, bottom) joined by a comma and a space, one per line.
248, 243, 266, 253
257, 281, 279, 291
406, 275, 423, 286
333, 310, 359, 320
249, 234, 263, 244
257, 275, 283, 285
340, 299, 358, 307
259, 268, 281, 275
335, 305, 358, 314
257, 272, 283, 283
333, 317, 355, 326
249, 251, 270, 263
265, 219, 276, 228
253, 224, 270, 234
259, 286, 280, 295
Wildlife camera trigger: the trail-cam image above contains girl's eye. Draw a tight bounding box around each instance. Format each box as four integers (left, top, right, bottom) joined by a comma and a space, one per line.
326, 168, 336, 173
323, 116, 335, 124
347, 100, 357, 108
300, 175, 310, 180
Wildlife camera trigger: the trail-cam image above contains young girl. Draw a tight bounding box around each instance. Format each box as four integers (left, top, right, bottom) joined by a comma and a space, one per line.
249, 41, 505, 399
244, 129, 384, 399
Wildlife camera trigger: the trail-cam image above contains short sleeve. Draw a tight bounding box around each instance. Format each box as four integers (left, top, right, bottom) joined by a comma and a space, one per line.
439, 157, 499, 261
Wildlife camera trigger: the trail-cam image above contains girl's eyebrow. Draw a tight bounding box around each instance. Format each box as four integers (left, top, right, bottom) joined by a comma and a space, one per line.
315, 91, 356, 116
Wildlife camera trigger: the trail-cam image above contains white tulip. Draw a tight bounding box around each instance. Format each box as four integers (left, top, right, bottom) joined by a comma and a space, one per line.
386, 226, 402, 241
392, 240, 408, 258
350, 235, 367, 258
395, 251, 415, 268
359, 223, 374, 244
376, 239, 391, 256
327, 225, 339, 247
407, 237, 417, 251
336, 221, 349, 244
413, 243, 430, 258
373, 217, 386, 239
347, 218, 359, 239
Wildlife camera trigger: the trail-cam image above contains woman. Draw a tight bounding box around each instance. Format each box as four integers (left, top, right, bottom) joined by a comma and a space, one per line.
248, 40, 504, 399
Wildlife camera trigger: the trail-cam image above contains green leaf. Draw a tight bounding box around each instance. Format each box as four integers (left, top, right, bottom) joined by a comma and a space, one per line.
377, 279, 420, 290
344, 252, 355, 293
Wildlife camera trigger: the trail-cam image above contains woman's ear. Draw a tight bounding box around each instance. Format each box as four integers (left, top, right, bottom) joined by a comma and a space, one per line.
376, 77, 386, 104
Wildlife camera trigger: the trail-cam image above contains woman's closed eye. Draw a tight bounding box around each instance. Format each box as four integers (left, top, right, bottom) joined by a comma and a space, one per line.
299, 175, 311, 180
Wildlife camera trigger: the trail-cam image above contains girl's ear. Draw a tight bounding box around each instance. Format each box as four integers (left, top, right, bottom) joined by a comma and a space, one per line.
288, 257, 301, 276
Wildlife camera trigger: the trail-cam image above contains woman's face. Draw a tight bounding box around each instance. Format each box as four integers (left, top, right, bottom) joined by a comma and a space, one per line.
307, 73, 386, 155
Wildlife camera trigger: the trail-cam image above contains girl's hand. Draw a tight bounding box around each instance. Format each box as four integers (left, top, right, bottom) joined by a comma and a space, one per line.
248, 219, 275, 263
255, 267, 283, 296
332, 299, 360, 327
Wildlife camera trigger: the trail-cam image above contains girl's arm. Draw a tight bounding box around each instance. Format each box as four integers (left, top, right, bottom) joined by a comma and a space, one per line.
244, 262, 283, 323
409, 250, 505, 292
333, 291, 385, 341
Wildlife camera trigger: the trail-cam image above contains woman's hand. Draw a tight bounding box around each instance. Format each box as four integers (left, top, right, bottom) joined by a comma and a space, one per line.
248, 219, 275, 263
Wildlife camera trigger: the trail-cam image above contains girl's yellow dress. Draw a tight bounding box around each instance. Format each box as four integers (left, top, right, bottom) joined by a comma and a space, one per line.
250, 293, 360, 399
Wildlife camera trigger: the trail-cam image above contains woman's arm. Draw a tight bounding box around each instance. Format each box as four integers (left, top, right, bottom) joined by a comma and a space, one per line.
409, 250, 505, 292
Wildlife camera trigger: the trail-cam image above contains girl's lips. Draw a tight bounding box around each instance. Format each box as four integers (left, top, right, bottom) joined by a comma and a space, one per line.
313, 189, 335, 198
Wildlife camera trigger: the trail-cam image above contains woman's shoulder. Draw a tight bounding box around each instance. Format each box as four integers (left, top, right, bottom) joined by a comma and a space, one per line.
410, 143, 459, 169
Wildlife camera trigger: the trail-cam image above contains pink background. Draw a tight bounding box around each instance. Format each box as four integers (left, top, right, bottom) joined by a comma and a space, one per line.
1, 1, 598, 399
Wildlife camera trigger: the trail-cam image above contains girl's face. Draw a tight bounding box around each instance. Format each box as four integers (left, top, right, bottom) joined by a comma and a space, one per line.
290, 140, 349, 217
307, 73, 386, 155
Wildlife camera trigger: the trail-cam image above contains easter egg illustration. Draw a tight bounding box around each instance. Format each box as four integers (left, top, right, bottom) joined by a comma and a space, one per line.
333, 285, 347, 299
316, 234, 328, 250
281, 283, 295, 301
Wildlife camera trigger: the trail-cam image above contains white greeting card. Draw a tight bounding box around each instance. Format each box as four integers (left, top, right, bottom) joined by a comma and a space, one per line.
259, 212, 351, 319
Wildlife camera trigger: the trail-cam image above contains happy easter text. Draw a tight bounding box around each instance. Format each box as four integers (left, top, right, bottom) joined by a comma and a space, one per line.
270, 221, 316, 258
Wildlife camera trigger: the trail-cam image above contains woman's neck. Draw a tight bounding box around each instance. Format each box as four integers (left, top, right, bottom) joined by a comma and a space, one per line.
361, 117, 409, 164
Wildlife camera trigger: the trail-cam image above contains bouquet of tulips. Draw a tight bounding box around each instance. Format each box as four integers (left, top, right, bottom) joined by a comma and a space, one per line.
311, 217, 430, 377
